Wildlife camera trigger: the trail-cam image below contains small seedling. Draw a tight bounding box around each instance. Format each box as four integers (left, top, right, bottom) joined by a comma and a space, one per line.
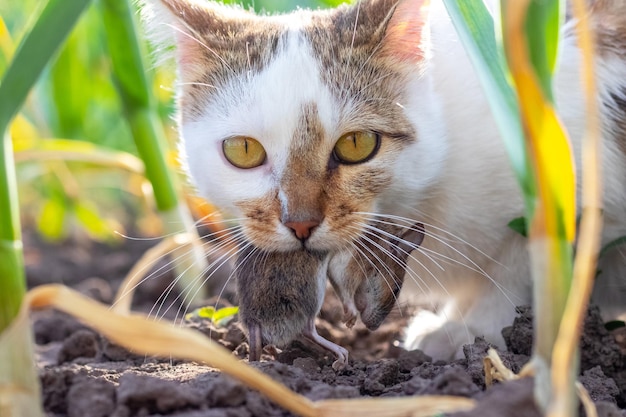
185, 305, 239, 327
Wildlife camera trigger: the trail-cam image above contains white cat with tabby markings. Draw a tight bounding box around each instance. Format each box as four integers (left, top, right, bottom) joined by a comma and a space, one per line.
142, 0, 626, 359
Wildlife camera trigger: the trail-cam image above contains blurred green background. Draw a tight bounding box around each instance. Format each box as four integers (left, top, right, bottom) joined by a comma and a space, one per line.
0, 0, 345, 242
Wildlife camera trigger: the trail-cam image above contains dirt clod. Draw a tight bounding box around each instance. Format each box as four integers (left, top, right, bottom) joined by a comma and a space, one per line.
26, 232, 626, 416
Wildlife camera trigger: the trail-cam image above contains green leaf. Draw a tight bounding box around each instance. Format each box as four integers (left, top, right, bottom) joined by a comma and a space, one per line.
213, 306, 239, 327
0, 0, 91, 332
73, 200, 114, 241
508, 216, 528, 237
197, 306, 216, 319
523, 0, 562, 102
37, 196, 66, 241
100, 0, 178, 212
604, 320, 626, 331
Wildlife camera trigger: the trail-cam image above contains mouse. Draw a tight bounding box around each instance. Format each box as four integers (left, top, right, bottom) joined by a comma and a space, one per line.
328, 222, 425, 330
235, 245, 349, 370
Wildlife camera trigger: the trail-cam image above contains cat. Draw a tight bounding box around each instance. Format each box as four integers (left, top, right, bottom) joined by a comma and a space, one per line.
141, 0, 626, 360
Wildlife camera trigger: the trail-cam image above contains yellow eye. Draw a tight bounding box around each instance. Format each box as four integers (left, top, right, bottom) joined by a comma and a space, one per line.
333, 131, 380, 164
223, 136, 267, 169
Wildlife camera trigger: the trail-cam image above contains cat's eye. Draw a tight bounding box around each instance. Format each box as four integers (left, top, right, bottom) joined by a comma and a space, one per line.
333, 131, 380, 164
222, 136, 267, 169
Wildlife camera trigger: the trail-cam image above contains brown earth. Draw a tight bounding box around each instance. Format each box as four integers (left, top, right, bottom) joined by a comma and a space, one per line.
24, 231, 626, 417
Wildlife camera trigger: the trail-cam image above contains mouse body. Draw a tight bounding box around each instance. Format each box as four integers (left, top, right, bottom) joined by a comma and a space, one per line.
328, 222, 425, 330
235, 246, 348, 369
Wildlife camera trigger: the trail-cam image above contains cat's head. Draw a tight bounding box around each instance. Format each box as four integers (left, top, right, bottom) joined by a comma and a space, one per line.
144, 0, 445, 252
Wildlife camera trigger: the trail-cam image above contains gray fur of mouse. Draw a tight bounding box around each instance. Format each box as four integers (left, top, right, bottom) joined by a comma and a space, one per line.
235, 245, 349, 369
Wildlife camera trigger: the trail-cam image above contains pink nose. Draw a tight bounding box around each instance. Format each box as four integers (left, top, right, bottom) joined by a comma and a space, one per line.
284, 220, 320, 240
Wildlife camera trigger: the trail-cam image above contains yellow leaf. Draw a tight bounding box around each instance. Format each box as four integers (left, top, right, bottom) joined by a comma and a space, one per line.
37, 198, 66, 241
10, 115, 39, 151
73, 200, 121, 242
503, 1, 575, 243
0, 14, 14, 62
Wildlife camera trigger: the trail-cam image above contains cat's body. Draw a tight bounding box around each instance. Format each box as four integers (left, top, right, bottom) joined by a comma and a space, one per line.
144, 0, 626, 359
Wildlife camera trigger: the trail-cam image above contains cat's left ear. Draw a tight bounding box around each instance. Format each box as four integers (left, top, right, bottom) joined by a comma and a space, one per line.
381, 0, 431, 64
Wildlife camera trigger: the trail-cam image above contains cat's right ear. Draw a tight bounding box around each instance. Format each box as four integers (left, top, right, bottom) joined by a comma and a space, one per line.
381, 0, 431, 65
139, 0, 251, 79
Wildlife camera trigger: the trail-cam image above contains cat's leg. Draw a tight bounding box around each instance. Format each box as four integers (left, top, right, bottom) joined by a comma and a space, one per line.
403, 234, 531, 360
592, 245, 626, 321
404, 285, 524, 360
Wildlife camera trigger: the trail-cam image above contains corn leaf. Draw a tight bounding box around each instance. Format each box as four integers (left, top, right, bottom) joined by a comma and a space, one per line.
0, 0, 91, 332
100, 0, 208, 302
0, 15, 14, 74
100, 0, 177, 211
501, 0, 578, 413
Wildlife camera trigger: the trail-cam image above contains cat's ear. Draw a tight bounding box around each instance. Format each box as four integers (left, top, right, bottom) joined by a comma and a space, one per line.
381, 0, 431, 64
140, 0, 253, 79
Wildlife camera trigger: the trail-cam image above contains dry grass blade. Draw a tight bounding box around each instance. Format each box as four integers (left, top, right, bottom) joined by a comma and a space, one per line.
112, 233, 192, 314
27, 284, 318, 417
315, 396, 475, 417
26, 284, 477, 417
484, 348, 519, 386
548, 0, 602, 416
575, 382, 598, 417
14, 144, 145, 174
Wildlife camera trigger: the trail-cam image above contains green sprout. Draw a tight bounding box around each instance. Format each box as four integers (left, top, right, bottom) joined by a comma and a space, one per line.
186, 305, 240, 327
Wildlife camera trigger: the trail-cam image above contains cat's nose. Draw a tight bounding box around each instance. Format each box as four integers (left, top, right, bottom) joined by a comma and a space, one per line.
284, 220, 320, 240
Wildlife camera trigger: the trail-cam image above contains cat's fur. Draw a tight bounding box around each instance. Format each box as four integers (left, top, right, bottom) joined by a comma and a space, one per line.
143, 0, 626, 359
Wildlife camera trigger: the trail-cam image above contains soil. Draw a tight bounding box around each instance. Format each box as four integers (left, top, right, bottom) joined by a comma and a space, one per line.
24, 231, 626, 417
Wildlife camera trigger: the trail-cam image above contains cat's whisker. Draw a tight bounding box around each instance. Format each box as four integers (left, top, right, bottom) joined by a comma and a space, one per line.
168, 231, 249, 324
147, 227, 246, 321
362, 214, 494, 274
184, 234, 256, 318
354, 223, 442, 298
387, 206, 505, 267
359, 72, 395, 92
351, 221, 502, 346
355, 214, 481, 275
361, 213, 519, 308
127, 222, 244, 306
345, 224, 414, 310
359, 222, 447, 274
175, 81, 218, 90
360, 221, 490, 282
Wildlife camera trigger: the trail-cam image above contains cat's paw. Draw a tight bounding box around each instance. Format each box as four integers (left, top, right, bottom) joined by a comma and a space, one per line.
403, 310, 474, 361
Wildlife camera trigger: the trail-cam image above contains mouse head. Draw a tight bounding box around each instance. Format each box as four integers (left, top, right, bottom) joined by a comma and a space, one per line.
334, 222, 425, 330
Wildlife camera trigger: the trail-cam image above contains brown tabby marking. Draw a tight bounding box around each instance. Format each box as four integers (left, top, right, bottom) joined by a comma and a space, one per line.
585, 0, 626, 155
303, 0, 420, 142
280, 103, 328, 225
158, 0, 287, 120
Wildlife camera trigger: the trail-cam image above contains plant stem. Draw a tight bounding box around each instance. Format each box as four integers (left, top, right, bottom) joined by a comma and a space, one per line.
100, 0, 208, 302
0, 136, 25, 332
0, 0, 91, 333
